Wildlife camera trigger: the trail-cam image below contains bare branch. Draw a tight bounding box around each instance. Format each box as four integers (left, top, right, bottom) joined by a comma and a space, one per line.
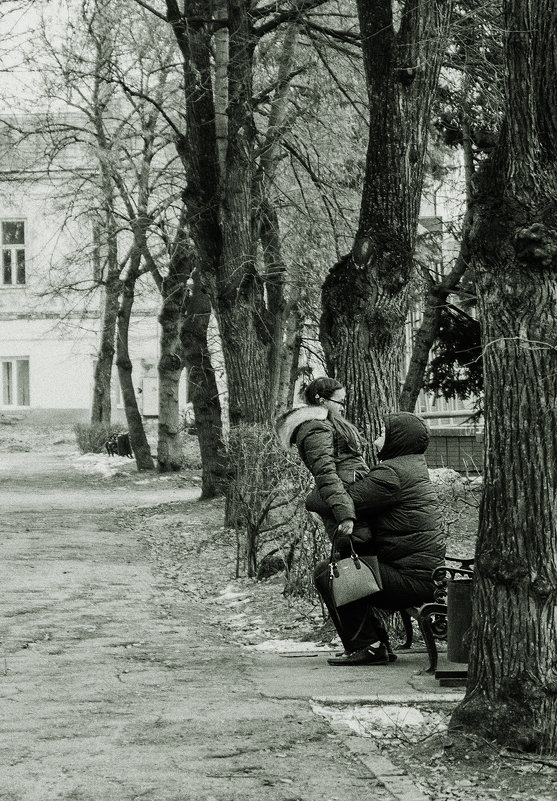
252, 0, 330, 37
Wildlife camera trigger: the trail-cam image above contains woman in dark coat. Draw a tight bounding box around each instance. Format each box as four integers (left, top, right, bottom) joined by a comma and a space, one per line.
276, 377, 371, 545
313, 411, 445, 666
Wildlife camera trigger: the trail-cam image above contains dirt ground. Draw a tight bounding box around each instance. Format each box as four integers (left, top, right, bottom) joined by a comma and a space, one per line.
2, 425, 557, 801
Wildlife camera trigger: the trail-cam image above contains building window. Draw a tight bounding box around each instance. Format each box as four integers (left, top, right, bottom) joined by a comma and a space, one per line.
1, 358, 30, 406
1, 221, 26, 285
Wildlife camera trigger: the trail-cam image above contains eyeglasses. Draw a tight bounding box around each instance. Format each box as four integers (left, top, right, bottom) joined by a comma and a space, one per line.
329, 399, 346, 408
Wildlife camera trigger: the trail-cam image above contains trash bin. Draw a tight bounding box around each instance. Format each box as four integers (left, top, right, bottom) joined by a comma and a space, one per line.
446, 578, 473, 663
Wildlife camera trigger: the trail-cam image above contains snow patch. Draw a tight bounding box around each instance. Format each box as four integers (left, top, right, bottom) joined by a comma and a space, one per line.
217, 585, 249, 601
71, 453, 133, 478
429, 467, 463, 484
250, 639, 333, 653
312, 702, 448, 739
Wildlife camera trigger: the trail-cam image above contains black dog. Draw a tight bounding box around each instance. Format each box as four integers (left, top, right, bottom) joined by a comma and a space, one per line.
105, 432, 133, 458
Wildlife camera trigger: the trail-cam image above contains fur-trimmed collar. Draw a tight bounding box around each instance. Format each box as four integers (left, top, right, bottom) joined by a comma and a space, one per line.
275, 405, 328, 450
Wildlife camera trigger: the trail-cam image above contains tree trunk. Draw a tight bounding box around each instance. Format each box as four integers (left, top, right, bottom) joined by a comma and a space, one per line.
399, 281, 445, 413
400, 127, 475, 412
90, 19, 118, 426
116, 256, 155, 471
320, 1, 452, 442
399, 229, 471, 411
90, 284, 118, 425
259, 198, 287, 415
451, 0, 557, 753
181, 272, 227, 499
90, 251, 120, 425
157, 346, 184, 472
167, 1, 276, 426
277, 313, 303, 413
157, 266, 188, 473
90, 165, 120, 427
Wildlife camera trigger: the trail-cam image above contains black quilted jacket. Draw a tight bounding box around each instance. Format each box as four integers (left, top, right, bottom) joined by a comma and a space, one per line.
348, 412, 445, 576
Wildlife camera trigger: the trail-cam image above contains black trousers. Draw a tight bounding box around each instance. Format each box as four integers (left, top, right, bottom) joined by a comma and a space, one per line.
314, 558, 436, 652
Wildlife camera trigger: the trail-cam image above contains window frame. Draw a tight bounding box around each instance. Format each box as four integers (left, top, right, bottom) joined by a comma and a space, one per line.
1, 219, 26, 287
1, 357, 30, 407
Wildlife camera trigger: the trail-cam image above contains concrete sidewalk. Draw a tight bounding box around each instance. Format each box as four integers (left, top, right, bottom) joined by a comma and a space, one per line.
0, 449, 463, 801
252, 648, 465, 704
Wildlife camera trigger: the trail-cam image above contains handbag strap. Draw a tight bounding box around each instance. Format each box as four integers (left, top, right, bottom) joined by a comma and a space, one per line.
329, 529, 361, 579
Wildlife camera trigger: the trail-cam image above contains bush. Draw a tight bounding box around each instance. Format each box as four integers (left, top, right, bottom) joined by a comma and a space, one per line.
227, 423, 316, 579
74, 422, 123, 454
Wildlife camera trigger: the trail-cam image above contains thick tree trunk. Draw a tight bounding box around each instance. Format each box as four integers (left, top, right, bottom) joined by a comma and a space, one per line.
157, 267, 188, 473
181, 272, 227, 499
157, 349, 184, 472
116, 258, 155, 471
451, 0, 557, 753
167, 1, 275, 426
320, 1, 452, 442
452, 163, 557, 750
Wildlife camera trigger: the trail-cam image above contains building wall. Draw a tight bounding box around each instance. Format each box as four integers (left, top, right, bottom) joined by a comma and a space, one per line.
426, 427, 484, 473
0, 176, 163, 421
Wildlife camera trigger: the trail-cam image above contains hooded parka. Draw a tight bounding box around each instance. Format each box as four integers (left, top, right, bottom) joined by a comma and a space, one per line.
348, 412, 445, 581
312, 412, 446, 654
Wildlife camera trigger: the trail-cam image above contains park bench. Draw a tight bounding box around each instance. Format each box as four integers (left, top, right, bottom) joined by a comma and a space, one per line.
397, 556, 475, 677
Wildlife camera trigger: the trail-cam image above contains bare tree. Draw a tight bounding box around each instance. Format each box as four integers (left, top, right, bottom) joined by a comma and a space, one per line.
153, 0, 333, 425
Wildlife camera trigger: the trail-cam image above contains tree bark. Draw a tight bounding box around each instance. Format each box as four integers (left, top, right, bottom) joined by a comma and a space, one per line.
181, 271, 227, 499
320, 1, 452, 442
451, 0, 557, 753
166, 0, 283, 425
90, 272, 119, 424
157, 253, 189, 473
116, 254, 155, 471
399, 222, 471, 411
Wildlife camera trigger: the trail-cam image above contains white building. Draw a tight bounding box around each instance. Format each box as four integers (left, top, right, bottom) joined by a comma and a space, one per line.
0, 140, 161, 424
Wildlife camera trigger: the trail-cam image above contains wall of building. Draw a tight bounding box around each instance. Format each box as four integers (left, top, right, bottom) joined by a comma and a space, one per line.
0, 171, 166, 421
426, 427, 484, 473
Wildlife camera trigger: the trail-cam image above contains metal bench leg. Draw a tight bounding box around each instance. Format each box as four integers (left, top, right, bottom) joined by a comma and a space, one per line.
399, 608, 414, 649
416, 613, 438, 673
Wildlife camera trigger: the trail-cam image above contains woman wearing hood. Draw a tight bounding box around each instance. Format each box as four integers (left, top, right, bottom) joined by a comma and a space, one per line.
316, 411, 446, 666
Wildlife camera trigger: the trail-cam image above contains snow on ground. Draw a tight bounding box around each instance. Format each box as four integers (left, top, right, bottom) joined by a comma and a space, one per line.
429, 467, 482, 486
71, 453, 135, 478
312, 701, 449, 740
251, 639, 334, 653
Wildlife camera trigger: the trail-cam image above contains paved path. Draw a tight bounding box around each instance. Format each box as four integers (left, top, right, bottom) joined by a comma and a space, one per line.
0, 449, 458, 801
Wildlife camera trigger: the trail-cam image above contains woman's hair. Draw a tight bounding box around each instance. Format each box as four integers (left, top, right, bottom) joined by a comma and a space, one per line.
302, 377, 343, 406
301, 377, 362, 454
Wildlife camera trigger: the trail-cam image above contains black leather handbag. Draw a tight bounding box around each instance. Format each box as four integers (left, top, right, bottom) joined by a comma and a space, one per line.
328, 533, 382, 607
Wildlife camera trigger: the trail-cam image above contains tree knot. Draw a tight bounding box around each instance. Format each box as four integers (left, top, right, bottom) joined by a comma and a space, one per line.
514, 223, 557, 270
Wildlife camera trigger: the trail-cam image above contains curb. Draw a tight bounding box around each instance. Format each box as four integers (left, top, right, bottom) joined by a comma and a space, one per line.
310, 694, 462, 801
344, 735, 431, 801
312, 692, 464, 705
